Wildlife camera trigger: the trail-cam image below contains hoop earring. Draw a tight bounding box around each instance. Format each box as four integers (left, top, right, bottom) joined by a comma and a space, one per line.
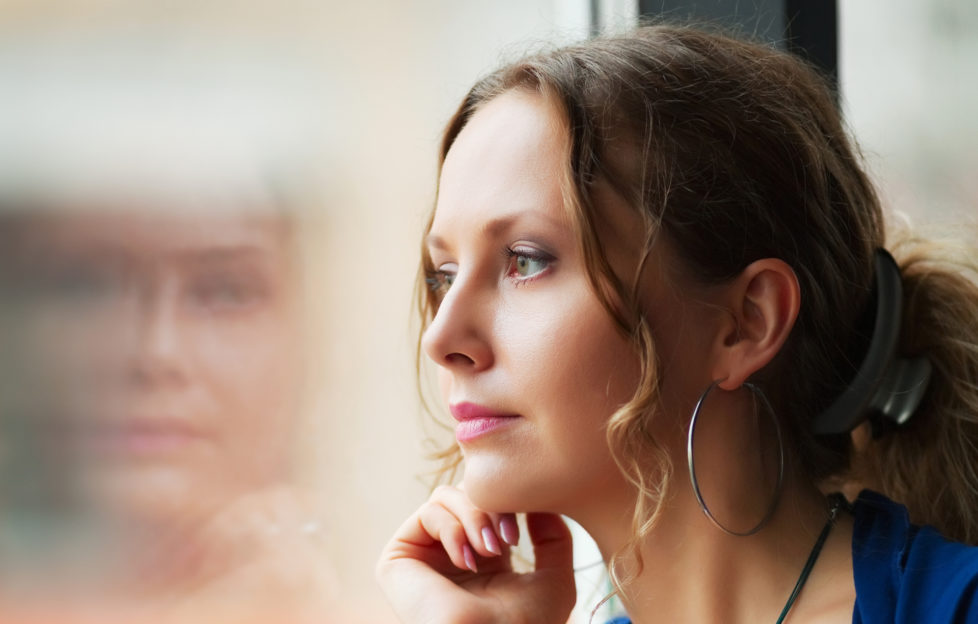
687, 380, 785, 536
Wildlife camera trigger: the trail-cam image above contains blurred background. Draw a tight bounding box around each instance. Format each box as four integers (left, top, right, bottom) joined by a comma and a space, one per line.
0, 0, 973, 622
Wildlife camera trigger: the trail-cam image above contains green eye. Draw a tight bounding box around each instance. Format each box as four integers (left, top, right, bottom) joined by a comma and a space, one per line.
507, 248, 552, 280
513, 254, 548, 277
425, 265, 457, 295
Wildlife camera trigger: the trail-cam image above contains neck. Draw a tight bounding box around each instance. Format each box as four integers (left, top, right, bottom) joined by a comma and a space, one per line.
573, 475, 855, 623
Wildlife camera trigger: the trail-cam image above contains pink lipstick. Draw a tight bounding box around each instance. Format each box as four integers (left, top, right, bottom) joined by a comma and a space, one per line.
83, 419, 205, 457
450, 402, 520, 443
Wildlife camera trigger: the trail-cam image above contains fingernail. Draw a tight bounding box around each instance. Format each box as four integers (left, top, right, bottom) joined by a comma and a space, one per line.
462, 544, 478, 572
500, 516, 519, 546
482, 526, 501, 555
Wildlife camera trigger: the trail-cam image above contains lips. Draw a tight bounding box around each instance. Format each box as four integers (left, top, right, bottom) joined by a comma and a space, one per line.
81, 418, 206, 456
450, 402, 520, 443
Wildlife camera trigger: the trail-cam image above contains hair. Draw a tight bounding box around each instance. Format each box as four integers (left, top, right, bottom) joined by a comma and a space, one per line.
417, 24, 978, 587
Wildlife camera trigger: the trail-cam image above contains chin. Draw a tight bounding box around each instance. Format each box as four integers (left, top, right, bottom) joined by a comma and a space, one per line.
80, 465, 226, 527
462, 449, 632, 521
461, 454, 559, 514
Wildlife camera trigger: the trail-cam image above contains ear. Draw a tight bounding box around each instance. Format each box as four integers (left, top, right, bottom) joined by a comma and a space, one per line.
711, 258, 800, 391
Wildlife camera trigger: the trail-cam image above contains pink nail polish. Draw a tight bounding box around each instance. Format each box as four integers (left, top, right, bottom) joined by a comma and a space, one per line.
462, 544, 478, 572
500, 516, 519, 546
482, 526, 502, 555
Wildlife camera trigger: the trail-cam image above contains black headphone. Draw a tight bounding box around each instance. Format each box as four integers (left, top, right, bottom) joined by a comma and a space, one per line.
812, 249, 932, 436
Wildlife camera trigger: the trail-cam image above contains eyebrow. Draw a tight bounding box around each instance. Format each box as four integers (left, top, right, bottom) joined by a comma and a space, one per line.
425, 212, 567, 252
175, 245, 277, 268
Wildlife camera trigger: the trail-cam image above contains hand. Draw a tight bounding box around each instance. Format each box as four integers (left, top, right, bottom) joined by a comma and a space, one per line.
0, 486, 357, 624
376, 485, 576, 624
150, 486, 342, 623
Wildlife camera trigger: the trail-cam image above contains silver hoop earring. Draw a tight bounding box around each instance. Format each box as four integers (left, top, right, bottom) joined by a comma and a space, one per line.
687, 380, 785, 536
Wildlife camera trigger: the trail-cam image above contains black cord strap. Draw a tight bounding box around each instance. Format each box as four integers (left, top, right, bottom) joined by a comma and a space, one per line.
775, 494, 848, 624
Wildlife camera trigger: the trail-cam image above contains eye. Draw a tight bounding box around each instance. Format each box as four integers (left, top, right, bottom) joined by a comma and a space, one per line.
506, 247, 553, 281
35, 262, 122, 305
187, 272, 268, 311
425, 263, 457, 296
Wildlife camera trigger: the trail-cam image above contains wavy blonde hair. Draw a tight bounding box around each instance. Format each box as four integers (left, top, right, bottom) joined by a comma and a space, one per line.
417, 25, 978, 592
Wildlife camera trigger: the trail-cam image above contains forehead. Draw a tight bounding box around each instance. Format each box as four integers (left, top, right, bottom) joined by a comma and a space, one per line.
7, 209, 289, 258
432, 90, 570, 235
433, 89, 649, 277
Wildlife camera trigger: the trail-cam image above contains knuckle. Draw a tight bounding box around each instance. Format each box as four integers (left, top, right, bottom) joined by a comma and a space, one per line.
445, 523, 467, 546
431, 484, 457, 500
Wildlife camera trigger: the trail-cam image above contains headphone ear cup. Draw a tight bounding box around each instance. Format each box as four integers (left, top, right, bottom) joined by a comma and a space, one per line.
868, 356, 932, 437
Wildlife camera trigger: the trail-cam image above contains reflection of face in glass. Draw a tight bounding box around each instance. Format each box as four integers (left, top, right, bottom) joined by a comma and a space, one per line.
3, 209, 303, 529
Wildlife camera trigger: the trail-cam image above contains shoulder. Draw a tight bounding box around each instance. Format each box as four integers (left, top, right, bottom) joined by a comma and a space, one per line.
851, 490, 978, 624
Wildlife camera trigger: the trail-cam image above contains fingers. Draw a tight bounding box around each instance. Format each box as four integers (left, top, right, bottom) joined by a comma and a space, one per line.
457, 482, 520, 548
525, 513, 574, 573
498, 514, 520, 547
417, 500, 481, 571
384, 485, 518, 575
378, 495, 577, 624
423, 486, 514, 571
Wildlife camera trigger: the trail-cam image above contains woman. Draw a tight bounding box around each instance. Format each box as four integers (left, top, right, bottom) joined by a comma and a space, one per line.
377, 26, 978, 623
0, 205, 342, 621
0, 23, 362, 619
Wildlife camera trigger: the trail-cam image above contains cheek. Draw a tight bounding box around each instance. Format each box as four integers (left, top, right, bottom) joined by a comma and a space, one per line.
503, 291, 640, 458
17, 305, 133, 415
547, 321, 638, 449
514, 299, 638, 416
192, 314, 303, 429
26, 301, 121, 361
466, 312, 638, 513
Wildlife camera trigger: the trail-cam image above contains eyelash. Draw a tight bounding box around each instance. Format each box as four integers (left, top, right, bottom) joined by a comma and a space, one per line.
425, 271, 454, 296
424, 245, 556, 298
503, 247, 554, 284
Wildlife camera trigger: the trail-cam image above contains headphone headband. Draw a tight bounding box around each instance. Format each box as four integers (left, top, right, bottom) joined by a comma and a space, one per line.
812, 249, 932, 435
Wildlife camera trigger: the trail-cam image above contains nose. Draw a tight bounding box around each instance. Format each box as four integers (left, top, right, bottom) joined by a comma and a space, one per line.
127, 277, 189, 388
421, 277, 494, 373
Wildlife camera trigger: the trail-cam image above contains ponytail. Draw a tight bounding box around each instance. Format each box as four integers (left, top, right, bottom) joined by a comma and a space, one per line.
854, 229, 978, 543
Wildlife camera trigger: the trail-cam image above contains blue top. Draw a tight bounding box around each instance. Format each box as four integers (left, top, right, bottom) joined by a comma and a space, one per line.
851, 490, 978, 623
607, 491, 978, 623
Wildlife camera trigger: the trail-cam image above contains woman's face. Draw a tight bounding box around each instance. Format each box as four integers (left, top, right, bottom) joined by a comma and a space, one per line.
422, 90, 660, 516
3, 208, 303, 525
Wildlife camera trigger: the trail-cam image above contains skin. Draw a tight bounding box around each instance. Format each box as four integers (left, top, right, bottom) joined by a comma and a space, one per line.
6, 210, 301, 523
0, 207, 344, 619
378, 90, 857, 623
421, 88, 642, 521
